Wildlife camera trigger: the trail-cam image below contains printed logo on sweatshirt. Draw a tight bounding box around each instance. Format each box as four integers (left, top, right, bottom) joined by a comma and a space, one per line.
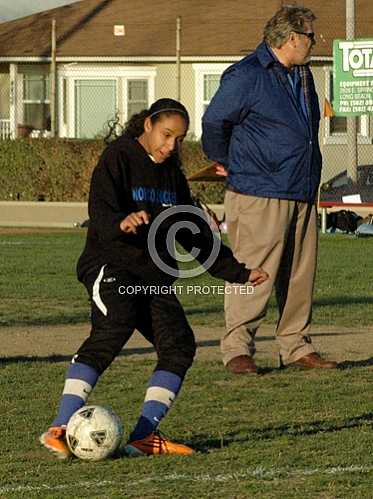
132, 186, 177, 205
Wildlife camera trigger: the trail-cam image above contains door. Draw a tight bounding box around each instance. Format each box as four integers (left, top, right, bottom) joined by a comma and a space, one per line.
75, 79, 117, 138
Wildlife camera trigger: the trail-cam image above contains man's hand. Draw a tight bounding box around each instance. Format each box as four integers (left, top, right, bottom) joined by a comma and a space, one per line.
120, 210, 150, 234
248, 267, 269, 286
214, 162, 228, 177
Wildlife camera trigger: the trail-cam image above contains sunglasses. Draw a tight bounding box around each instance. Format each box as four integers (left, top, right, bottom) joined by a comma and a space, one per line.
293, 30, 315, 42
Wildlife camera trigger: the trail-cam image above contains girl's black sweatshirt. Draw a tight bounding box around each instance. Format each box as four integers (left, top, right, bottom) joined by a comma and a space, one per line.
77, 133, 250, 285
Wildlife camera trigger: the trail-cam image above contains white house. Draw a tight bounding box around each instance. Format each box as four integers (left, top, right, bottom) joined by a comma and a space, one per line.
0, 0, 372, 182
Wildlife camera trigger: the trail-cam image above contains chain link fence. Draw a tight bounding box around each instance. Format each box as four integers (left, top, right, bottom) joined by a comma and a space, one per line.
0, 16, 372, 206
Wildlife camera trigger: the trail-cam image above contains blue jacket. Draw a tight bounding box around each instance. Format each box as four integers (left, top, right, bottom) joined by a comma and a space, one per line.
202, 42, 322, 202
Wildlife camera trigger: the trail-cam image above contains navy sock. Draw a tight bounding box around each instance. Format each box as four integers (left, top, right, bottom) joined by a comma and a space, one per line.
51, 362, 99, 427
129, 370, 182, 441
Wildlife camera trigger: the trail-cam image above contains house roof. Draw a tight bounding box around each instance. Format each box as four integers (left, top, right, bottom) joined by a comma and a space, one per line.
0, 0, 372, 59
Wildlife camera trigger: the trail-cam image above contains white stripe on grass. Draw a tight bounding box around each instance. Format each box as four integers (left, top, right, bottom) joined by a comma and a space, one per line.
1, 466, 373, 493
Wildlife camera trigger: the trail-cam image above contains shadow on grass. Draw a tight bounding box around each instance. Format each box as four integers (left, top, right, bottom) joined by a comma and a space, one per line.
0, 313, 90, 328
0, 348, 155, 365
313, 296, 373, 307
2, 294, 372, 327
192, 411, 373, 452
184, 304, 223, 316
0, 335, 363, 367
0, 339, 223, 365
337, 357, 373, 369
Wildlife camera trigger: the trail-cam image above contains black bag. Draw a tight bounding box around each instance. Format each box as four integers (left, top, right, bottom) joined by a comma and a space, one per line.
327, 209, 362, 233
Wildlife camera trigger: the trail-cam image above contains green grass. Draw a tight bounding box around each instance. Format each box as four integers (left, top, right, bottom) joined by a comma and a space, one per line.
2, 356, 373, 497
0, 229, 372, 327
1, 230, 373, 497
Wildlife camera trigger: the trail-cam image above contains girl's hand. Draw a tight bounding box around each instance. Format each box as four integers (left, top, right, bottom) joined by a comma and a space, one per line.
248, 268, 269, 286
120, 210, 150, 234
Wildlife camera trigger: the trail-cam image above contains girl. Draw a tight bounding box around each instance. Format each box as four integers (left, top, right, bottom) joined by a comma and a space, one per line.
40, 98, 268, 458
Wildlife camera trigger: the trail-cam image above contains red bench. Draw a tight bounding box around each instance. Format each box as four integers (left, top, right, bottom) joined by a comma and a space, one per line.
318, 201, 373, 233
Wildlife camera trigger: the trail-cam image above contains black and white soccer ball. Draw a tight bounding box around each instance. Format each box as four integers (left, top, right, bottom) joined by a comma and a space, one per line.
66, 405, 123, 461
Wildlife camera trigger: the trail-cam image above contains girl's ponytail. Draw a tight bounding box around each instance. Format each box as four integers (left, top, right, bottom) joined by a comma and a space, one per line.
124, 109, 150, 138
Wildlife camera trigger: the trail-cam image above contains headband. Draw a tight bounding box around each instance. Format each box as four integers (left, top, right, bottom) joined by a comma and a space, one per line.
148, 108, 188, 119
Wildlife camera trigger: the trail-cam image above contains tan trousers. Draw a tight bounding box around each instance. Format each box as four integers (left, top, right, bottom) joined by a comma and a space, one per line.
222, 191, 317, 365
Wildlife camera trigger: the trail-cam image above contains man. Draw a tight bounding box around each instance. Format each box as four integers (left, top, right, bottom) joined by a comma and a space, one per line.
202, 6, 337, 374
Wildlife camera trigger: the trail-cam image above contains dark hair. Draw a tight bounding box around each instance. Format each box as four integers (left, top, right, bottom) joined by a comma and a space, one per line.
263, 5, 316, 48
124, 98, 190, 138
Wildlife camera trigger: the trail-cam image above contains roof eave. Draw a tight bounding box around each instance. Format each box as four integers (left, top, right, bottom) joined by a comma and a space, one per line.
0, 54, 333, 63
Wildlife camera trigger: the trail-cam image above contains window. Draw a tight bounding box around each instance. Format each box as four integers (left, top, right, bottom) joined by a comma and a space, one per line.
203, 74, 220, 113
23, 74, 50, 130
324, 67, 370, 144
127, 80, 148, 119
0, 73, 10, 120
193, 64, 230, 138
58, 65, 155, 138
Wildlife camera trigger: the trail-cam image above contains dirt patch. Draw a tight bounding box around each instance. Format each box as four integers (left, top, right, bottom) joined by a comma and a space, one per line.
1, 323, 372, 364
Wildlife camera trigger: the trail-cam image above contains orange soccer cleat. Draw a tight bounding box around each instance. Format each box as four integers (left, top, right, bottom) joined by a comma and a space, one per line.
40, 426, 72, 459
124, 431, 194, 457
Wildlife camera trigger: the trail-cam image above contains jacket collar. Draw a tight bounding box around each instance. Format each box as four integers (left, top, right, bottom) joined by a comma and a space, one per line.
256, 41, 277, 68
256, 41, 293, 75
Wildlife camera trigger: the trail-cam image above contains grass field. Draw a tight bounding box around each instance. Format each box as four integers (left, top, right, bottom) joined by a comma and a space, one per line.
1, 230, 373, 498
0, 229, 372, 327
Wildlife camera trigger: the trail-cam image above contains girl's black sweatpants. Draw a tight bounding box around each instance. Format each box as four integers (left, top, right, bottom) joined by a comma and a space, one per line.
74, 264, 196, 378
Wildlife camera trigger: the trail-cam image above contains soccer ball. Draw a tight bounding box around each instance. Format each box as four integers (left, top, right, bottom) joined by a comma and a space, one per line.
66, 405, 123, 461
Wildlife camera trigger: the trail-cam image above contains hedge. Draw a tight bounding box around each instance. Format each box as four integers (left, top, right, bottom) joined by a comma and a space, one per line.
0, 138, 224, 204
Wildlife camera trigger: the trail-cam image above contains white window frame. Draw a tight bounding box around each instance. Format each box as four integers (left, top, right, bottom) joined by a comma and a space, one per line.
323, 66, 371, 145
193, 63, 230, 139
58, 65, 156, 138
